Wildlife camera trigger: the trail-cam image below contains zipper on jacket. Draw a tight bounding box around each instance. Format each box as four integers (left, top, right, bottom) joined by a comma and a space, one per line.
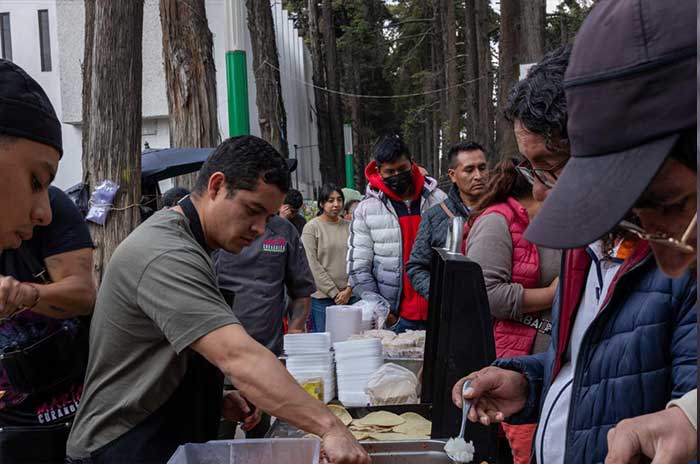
538, 378, 574, 464
562, 256, 649, 463
382, 191, 434, 316
380, 196, 403, 312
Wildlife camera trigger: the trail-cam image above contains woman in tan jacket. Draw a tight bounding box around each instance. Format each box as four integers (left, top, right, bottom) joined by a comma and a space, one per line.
301, 184, 355, 331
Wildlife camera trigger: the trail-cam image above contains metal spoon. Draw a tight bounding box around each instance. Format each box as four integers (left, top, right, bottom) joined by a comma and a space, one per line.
445, 379, 474, 462
458, 379, 473, 440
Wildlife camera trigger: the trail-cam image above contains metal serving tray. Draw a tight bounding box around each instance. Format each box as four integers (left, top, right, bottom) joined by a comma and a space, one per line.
362, 440, 453, 464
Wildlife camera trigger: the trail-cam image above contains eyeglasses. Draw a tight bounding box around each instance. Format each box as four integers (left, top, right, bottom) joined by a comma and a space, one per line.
618, 213, 697, 254
515, 158, 569, 189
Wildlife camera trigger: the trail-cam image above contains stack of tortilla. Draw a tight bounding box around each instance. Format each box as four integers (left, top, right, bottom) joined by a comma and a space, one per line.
328, 407, 432, 441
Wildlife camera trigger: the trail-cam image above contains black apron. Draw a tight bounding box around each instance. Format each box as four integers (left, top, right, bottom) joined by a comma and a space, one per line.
0, 247, 89, 464
90, 198, 230, 464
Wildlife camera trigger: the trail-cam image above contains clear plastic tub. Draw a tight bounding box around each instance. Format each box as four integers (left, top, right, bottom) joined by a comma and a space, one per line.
167, 438, 320, 464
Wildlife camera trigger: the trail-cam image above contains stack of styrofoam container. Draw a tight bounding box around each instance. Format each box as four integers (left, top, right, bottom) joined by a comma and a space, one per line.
284, 333, 335, 403
326, 305, 362, 344
333, 338, 383, 407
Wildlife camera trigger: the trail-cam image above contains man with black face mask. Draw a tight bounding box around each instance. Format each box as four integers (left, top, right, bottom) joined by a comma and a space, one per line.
348, 135, 446, 333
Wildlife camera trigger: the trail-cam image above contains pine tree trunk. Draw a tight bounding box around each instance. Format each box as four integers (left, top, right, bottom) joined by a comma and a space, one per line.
496, 0, 520, 162
321, 0, 345, 185
464, 0, 479, 142
418, 0, 433, 174
520, 0, 546, 60
441, 0, 460, 178
496, 0, 545, 162
308, 0, 338, 185
246, 0, 289, 158
83, 0, 144, 284
475, 0, 494, 156
464, 0, 494, 157
431, 0, 444, 178
81, 0, 95, 181
160, 0, 220, 191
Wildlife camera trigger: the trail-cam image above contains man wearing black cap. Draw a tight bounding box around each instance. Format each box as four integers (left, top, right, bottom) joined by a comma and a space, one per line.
0, 59, 60, 250
524, 1, 697, 462
451, 1, 697, 460
0, 60, 97, 463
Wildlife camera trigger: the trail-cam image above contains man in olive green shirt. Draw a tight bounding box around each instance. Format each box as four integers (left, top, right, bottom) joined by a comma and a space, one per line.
66, 136, 369, 464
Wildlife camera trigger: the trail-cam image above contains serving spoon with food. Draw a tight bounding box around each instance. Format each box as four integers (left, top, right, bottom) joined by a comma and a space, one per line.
444, 380, 476, 463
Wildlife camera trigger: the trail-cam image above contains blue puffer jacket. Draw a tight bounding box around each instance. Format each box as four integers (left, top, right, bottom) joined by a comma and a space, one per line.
494, 242, 697, 464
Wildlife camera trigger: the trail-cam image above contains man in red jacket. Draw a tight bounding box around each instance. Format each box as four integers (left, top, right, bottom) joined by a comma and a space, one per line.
347, 135, 446, 333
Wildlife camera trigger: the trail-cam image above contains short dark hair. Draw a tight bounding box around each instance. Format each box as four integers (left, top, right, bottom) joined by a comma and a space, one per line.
317, 183, 344, 210
343, 199, 360, 214
193, 135, 290, 196
161, 187, 190, 208
504, 45, 572, 151
373, 135, 411, 166
284, 189, 303, 209
447, 141, 486, 169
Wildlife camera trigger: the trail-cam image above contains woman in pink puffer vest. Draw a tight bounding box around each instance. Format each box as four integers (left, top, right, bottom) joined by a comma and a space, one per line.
463, 159, 561, 464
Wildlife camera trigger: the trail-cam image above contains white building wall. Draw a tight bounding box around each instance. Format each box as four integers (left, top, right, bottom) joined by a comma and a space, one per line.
3, 0, 320, 196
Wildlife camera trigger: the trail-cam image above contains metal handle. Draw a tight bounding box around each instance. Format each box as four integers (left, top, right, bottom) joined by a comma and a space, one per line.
459, 379, 472, 439
445, 216, 465, 254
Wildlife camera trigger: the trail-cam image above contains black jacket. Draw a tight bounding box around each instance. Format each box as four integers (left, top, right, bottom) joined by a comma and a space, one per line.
406, 184, 470, 299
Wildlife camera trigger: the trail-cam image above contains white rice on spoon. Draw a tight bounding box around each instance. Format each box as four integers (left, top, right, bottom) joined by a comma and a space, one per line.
444, 437, 475, 463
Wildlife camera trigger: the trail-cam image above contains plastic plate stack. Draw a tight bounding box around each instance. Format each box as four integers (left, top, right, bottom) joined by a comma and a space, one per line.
333, 338, 383, 407
284, 333, 335, 403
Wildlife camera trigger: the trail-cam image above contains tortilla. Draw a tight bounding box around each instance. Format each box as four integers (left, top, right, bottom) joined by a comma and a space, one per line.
328, 404, 353, 426
351, 430, 371, 441
368, 432, 430, 441
349, 423, 393, 433
353, 411, 405, 427
303, 433, 321, 440
392, 412, 432, 436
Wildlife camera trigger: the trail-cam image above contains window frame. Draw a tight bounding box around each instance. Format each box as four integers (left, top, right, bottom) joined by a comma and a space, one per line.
0, 12, 12, 61
38, 9, 52, 72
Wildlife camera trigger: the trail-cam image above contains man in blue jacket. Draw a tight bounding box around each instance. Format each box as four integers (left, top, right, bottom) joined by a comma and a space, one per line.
452, 2, 697, 462
406, 141, 489, 299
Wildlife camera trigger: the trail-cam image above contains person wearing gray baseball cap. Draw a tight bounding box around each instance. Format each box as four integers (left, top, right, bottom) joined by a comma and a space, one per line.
524, 0, 696, 279
548, 1, 697, 463
451, 43, 696, 464
451, 1, 697, 462
525, 1, 698, 461
0, 59, 61, 250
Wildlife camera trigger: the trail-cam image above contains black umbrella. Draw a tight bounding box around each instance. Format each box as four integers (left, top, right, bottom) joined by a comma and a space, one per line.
141, 147, 214, 184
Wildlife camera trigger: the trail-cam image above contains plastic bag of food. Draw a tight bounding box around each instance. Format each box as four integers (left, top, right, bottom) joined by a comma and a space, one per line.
353, 292, 391, 329
86, 180, 120, 225
383, 330, 426, 358
364, 363, 419, 406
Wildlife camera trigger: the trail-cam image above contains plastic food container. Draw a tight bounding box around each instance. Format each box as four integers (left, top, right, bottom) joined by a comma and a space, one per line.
167, 438, 320, 464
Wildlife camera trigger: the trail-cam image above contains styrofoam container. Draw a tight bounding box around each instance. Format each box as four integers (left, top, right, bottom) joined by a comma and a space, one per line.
326, 306, 363, 344
333, 338, 382, 352
338, 391, 370, 407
